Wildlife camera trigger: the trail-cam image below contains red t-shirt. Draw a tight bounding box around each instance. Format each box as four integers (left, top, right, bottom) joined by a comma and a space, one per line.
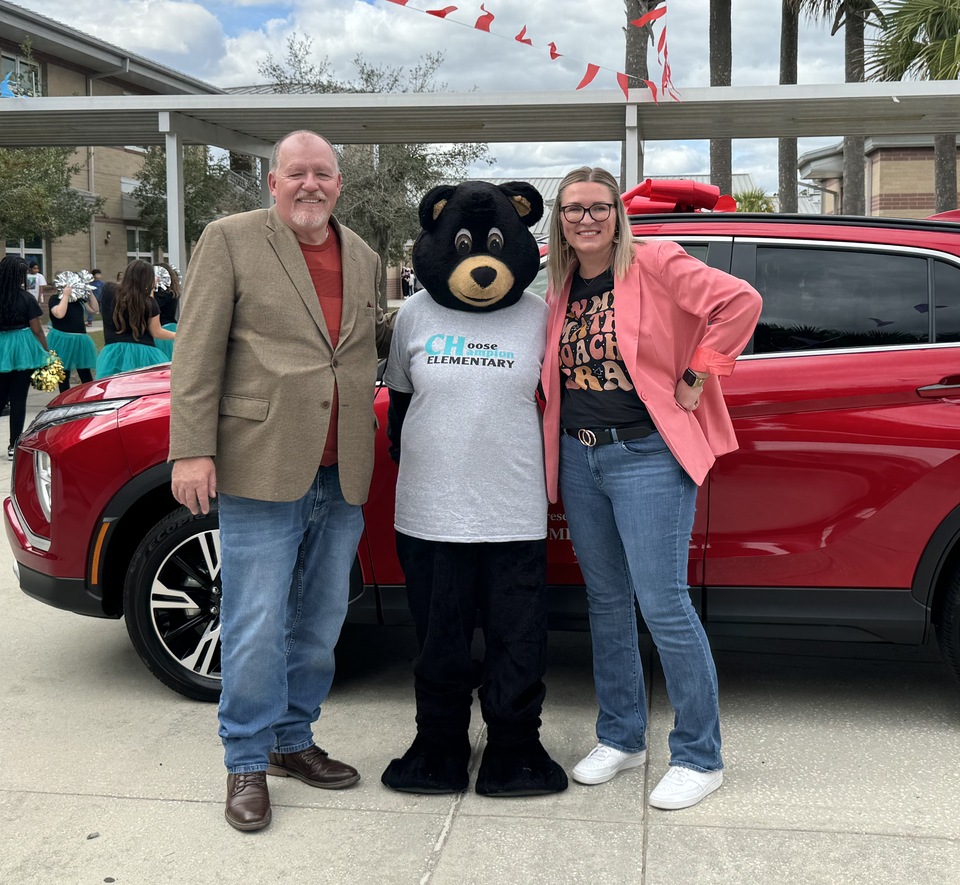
300, 229, 343, 466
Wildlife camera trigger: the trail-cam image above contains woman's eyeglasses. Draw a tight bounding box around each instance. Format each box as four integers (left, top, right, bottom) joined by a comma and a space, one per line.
559, 202, 615, 223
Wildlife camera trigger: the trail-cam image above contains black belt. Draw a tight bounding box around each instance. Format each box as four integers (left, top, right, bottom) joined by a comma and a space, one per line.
564, 423, 655, 447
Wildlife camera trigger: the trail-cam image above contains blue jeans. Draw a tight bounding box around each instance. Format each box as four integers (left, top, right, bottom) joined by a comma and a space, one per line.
559, 432, 722, 772
217, 465, 364, 774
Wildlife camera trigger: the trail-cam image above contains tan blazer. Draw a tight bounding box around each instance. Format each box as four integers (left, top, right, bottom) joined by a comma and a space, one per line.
169, 207, 391, 504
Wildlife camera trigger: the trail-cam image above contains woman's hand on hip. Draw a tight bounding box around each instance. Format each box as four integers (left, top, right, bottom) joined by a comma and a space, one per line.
674, 378, 701, 412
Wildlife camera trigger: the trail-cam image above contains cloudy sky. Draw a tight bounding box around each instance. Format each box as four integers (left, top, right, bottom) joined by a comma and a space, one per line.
12, 0, 849, 193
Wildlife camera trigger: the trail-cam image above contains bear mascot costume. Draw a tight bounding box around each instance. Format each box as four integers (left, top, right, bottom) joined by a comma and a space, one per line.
381, 181, 568, 797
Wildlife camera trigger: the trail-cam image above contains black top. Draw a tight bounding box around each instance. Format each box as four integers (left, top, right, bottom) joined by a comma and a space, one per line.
49, 293, 89, 334
0, 289, 43, 332
100, 282, 159, 347
154, 287, 178, 325
559, 270, 654, 432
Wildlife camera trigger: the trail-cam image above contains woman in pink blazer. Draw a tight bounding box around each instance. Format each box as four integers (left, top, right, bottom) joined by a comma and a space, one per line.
541, 167, 761, 810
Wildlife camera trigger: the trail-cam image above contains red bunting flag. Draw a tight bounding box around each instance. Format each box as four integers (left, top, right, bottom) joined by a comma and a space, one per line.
474, 3, 494, 31
575, 64, 600, 90
426, 5, 457, 18
548, 41, 562, 60
631, 6, 667, 29
616, 72, 630, 100
515, 25, 532, 45
385, 0, 410, 5
643, 79, 659, 103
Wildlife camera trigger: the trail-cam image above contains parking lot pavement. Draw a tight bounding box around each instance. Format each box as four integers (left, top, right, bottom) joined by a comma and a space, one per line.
3, 393, 960, 884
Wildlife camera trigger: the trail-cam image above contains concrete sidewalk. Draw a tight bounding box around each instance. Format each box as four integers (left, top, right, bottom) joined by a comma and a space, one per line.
2, 390, 960, 884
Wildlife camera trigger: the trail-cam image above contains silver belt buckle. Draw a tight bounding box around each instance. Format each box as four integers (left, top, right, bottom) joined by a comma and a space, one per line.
577, 429, 597, 447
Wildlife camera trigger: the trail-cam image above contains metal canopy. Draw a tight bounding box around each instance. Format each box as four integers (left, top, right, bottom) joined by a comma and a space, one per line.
3, 79, 959, 273
2, 81, 960, 154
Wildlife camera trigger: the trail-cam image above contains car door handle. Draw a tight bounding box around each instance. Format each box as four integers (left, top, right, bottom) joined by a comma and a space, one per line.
917, 377, 960, 398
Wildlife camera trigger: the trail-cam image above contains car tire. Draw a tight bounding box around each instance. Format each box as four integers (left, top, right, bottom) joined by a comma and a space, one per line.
124, 507, 223, 702
938, 566, 960, 684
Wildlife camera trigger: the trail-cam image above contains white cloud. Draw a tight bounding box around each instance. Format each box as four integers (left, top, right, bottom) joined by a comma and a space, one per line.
12, 0, 850, 192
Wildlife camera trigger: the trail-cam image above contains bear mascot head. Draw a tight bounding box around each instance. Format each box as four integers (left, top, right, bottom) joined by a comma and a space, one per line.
412, 180, 544, 312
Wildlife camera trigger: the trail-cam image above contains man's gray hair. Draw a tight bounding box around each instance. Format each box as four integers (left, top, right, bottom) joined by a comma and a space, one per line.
269, 130, 339, 173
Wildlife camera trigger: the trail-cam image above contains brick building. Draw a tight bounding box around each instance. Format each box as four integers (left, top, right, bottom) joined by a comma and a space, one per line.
0, 0, 221, 284
799, 135, 960, 218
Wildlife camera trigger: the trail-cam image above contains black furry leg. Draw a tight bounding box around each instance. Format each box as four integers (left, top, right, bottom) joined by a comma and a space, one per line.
475, 738, 568, 798
381, 732, 472, 795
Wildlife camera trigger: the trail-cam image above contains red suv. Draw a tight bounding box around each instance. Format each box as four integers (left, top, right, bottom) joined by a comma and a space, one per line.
8, 188, 960, 702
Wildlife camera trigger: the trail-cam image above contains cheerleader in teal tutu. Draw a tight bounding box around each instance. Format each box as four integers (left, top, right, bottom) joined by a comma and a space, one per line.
0, 256, 51, 459
96, 259, 175, 379
49, 275, 100, 392
153, 261, 180, 361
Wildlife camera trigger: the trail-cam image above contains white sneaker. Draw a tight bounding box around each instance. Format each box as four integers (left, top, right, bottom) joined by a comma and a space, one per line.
649, 765, 723, 809
571, 743, 647, 785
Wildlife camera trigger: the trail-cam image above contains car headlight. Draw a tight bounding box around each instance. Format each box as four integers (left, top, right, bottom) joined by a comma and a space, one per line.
25, 398, 136, 434
35, 450, 52, 521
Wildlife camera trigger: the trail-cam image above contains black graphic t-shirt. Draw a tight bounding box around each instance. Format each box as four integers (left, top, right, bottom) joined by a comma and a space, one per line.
559, 270, 654, 431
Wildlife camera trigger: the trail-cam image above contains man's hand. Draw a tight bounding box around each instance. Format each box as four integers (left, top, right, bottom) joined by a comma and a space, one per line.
172, 456, 217, 515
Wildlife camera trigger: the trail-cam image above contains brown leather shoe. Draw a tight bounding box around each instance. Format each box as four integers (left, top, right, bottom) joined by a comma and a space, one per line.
225, 771, 271, 831
267, 745, 360, 789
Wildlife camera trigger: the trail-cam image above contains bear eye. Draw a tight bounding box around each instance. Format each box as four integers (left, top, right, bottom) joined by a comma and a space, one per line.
455, 229, 473, 255
487, 227, 504, 254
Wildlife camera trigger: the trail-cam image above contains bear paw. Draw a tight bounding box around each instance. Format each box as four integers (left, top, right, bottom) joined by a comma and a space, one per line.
381, 733, 471, 795
475, 739, 568, 797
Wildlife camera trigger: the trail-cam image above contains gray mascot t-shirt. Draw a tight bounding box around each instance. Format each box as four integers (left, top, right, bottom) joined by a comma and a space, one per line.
384, 289, 549, 542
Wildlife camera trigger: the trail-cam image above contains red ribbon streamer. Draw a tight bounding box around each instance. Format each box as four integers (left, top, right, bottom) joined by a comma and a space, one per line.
631, 7, 667, 29
474, 3, 494, 31
385, 0, 410, 4
575, 64, 600, 90
515, 25, 532, 45
548, 41, 562, 60
426, 5, 457, 17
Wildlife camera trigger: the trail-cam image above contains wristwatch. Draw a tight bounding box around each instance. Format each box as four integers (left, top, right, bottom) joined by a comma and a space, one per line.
682, 368, 706, 389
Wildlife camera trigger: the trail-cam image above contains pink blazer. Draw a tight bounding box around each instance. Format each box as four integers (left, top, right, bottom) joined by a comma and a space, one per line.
541, 240, 762, 499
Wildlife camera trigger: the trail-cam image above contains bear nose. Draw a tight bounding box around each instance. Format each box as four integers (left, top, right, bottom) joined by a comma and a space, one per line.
471, 266, 497, 288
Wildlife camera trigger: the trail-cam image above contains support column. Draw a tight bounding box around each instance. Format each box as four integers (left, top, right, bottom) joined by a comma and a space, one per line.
624, 101, 643, 188
165, 130, 186, 273
260, 157, 271, 209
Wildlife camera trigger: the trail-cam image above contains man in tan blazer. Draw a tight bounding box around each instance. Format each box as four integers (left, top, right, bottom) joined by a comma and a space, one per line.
170, 130, 392, 832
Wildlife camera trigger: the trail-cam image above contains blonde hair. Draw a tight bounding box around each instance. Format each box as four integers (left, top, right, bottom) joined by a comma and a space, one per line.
546, 166, 635, 292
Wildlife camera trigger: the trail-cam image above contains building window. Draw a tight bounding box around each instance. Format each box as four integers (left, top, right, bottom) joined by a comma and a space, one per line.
1, 52, 41, 96
126, 228, 154, 261
5, 237, 45, 273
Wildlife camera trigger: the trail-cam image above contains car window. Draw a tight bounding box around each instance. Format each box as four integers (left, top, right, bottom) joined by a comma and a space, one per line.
934, 259, 960, 343
753, 246, 929, 354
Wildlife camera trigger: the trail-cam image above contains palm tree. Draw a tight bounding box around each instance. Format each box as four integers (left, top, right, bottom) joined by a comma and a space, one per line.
779, 1, 803, 212
621, 1, 666, 187
734, 187, 777, 212
867, 0, 960, 213
801, 1, 884, 214
709, 0, 732, 195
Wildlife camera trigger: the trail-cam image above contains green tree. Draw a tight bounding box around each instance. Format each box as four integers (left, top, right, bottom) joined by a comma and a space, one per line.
709, 0, 733, 195
0, 41, 103, 243
734, 186, 777, 212
132, 145, 257, 254
867, 0, 960, 212
258, 37, 493, 297
801, 1, 885, 214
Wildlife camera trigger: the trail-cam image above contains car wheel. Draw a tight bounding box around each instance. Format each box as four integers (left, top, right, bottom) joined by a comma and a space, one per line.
937, 566, 960, 684
124, 507, 222, 702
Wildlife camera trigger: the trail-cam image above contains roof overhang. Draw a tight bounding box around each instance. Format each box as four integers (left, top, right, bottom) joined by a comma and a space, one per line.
1, 81, 959, 157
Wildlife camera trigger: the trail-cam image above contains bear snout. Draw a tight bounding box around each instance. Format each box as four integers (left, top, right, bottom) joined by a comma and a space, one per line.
470, 266, 497, 288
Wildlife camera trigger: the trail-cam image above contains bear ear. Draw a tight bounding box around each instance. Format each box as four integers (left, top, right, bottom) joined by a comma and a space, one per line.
418, 185, 457, 230
497, 181, 545, 228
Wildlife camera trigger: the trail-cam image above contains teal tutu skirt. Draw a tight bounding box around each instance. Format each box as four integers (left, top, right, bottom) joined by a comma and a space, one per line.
96, 342, 170, 379
47, 328, 98, 371
155, 322, 177, 361
0, 328, 49, 372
